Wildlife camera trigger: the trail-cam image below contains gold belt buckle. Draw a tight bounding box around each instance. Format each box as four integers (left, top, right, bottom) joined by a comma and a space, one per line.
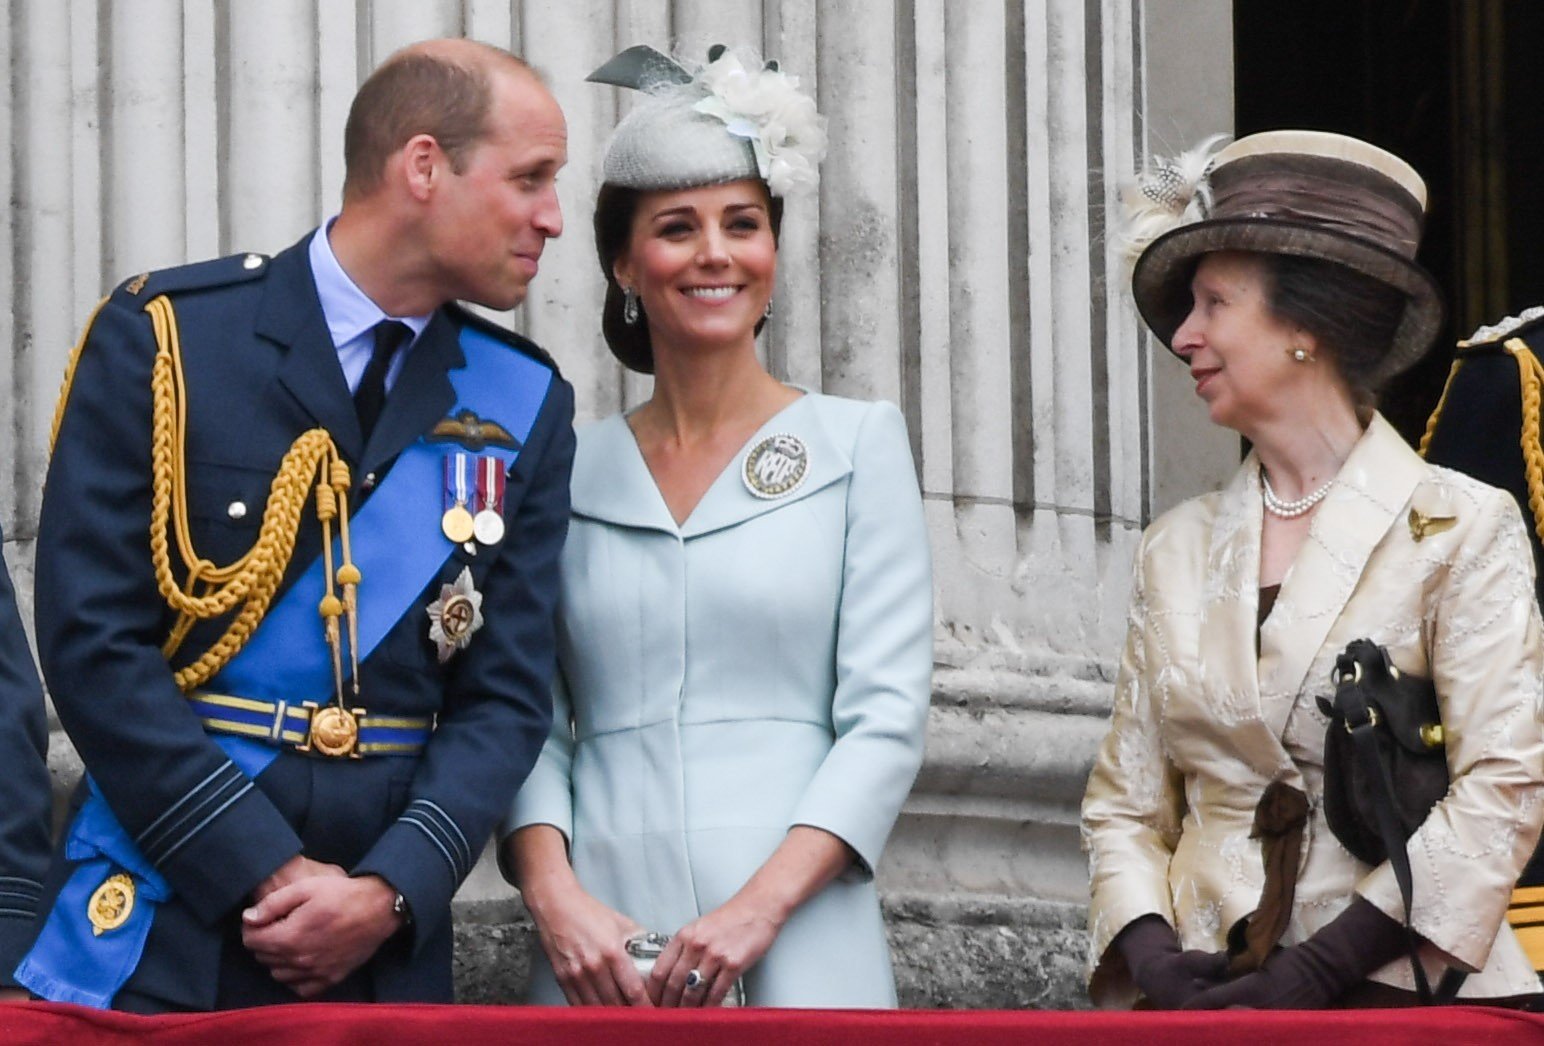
297, 701, 364, 758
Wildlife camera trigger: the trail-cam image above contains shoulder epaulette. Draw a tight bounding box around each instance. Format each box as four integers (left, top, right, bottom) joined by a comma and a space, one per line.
1459, 305, 1544, 349
112, 252, 271, 303
447, 302, 559, 373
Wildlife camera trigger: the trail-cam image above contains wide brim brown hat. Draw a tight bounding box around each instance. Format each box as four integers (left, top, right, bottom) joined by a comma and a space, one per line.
1129, 130, 1445, 384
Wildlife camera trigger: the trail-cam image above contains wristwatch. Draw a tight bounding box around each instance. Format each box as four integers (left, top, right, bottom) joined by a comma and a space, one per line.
392, 890, 414, 929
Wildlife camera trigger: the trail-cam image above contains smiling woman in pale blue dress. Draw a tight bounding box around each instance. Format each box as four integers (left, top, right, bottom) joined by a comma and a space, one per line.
497, 46, 933, 1009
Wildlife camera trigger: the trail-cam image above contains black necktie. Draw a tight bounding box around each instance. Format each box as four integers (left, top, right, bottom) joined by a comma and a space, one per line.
355, 320, 411, 442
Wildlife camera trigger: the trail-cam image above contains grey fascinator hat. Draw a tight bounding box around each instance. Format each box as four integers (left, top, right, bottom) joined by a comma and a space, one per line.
589, 44, 827, 196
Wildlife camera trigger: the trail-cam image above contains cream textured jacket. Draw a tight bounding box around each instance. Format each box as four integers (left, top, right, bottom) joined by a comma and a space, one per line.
504, 393, 933, 1007
1083, 414, 1544, 1006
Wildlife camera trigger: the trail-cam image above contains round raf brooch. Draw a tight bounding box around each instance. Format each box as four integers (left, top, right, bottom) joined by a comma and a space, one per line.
742, 433, 809, 499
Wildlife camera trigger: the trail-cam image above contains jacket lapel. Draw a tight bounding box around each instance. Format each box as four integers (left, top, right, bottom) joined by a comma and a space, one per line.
1196, 456, 1268, 739
1257, 415, 1426, 737
360, 309, 461, 478
256, 236, 365, 462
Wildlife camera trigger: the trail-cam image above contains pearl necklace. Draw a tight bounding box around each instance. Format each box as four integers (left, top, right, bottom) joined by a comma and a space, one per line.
1261, 470, 1333, 519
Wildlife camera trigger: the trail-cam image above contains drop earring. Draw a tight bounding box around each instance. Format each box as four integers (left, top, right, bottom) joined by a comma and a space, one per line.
622, 288, 640, 325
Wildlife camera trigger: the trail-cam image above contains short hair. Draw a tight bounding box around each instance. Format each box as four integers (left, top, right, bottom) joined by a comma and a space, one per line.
342, 44, 531, 199
594, 181, 785, 374
1258, 253, 1409, 410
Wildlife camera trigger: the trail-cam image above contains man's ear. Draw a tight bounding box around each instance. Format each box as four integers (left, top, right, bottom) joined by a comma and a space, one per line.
401, 134, 441, 202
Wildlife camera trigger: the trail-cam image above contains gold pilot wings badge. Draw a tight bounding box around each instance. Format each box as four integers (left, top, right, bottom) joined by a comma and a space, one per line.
427, 409, 520, 451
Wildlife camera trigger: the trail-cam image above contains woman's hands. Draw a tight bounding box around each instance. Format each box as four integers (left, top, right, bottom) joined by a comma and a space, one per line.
649, 825, 857, 1007
507, 824, 652, 1007
1182, 896, 1408, 1010
509, 824, 857, 1007
647, 893, 780, 1007
1115, 915, 1229, 1008
532, 880, 653, 1006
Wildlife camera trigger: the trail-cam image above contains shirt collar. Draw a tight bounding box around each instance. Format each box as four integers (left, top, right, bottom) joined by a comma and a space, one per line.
308, 219, 432, 348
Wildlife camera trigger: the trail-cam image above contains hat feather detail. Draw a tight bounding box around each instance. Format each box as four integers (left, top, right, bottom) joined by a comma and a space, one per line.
1117, 134, 1229, 262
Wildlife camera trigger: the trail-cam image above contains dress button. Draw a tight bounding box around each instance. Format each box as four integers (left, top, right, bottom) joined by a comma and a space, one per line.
227, 500, 248, 520
242, 253, 264, 270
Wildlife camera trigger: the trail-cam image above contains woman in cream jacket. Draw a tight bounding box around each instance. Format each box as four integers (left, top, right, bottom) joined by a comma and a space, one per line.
1083, 130, 1544, 1008
499, 47, 932, 1009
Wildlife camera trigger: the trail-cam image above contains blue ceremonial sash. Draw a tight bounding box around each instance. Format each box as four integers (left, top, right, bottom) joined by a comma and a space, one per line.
15, 324, 553, 1007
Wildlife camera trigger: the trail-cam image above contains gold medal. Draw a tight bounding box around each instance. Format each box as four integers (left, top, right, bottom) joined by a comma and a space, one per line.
88, 872, 136, 936
442, 505, 475, 543
306, 704, 362, 758
442, 451, 476, 543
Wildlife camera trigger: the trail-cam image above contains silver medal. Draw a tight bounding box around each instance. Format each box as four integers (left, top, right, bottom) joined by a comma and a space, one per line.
473, 509, 505, 546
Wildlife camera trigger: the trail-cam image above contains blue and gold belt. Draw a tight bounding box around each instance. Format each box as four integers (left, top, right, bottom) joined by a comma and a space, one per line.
188, 692, 432, 758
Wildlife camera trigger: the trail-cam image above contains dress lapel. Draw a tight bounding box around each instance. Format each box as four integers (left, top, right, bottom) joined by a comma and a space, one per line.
1257, 414, 1426, 737
255, 236, 365, 462
570, 415, 680, 534
571, 394, 855, 539
679, 394, 852, 539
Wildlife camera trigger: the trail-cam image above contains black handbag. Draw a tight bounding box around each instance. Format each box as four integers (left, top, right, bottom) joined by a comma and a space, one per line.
1316, 638, 1466, 1003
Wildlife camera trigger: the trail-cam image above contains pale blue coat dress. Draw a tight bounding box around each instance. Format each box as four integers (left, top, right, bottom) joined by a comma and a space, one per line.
503, 392, 933, 1007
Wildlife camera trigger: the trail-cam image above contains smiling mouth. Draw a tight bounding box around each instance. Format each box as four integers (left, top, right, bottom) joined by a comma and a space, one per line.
1191, 368, 1220, 393
682, 286, 741, 301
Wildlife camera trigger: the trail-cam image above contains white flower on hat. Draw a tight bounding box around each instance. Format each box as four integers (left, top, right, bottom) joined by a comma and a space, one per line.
692, 48, 827, 196
1117, 134, 1229, 262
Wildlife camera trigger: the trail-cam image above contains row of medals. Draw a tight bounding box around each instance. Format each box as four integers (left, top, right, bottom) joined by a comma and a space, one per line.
442, 451, 506, 546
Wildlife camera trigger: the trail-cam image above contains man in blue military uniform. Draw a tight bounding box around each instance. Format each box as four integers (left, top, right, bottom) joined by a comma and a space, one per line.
19, 38, 573, 1010
0, 528, 51, 1004
1421, 307, 1544, 979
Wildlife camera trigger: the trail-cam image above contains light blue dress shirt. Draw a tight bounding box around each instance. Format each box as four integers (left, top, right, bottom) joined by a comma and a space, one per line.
307, 220, 430, 394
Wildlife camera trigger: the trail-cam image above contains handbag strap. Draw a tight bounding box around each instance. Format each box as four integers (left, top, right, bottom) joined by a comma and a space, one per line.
1335, 645, 1468, 1004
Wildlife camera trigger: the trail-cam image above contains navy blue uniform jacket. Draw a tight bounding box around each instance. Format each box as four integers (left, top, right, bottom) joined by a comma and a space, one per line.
0, 524, 50, 988
34, 233, 573, 1009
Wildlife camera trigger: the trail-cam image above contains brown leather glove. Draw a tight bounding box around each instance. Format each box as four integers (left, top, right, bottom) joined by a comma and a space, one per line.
1115, 914, 1230, 1009
1182, 897, 1408, 1010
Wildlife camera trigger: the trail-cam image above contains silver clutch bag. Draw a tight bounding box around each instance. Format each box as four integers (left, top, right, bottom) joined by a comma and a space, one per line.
624, 931, 744, 1007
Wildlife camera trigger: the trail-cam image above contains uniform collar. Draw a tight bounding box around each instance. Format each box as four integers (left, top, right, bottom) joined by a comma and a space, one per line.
308, 220, 431, 349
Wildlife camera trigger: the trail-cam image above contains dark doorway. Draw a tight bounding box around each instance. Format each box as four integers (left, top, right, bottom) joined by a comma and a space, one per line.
1234, 1, 1544, 443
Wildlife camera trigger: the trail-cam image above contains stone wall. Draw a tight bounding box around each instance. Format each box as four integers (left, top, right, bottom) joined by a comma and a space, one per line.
3, 0, 1236, 1008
